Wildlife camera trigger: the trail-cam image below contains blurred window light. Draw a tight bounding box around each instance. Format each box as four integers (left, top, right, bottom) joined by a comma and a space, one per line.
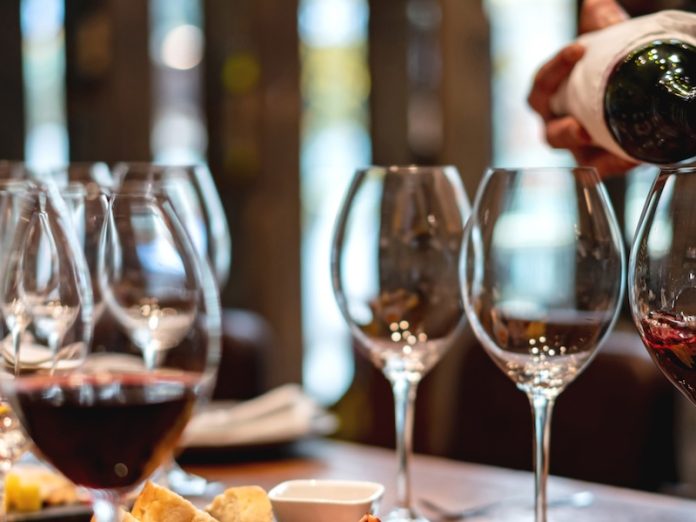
26, 124, 69, 171
625, 165, 659, 243
152, 112, 208, 165
299, 0, 371, 406
21, 0, 63, 40
149, 0, 206, 164
161, 24, 204, 71
299, 0, 368, 47
485, 0, 575, 167
21, 0, 68, 169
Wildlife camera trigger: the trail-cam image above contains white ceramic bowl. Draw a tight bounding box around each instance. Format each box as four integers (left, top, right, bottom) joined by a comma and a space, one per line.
268, 479, 384, 522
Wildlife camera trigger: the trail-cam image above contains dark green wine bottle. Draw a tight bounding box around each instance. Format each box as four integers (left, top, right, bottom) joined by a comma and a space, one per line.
604, 39, 696, 164
548, 10, 696, 166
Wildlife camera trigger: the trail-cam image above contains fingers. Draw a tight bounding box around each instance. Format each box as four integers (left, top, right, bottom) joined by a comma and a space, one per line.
579, 0, 629, 33
528, 44, 585, 120
573, 147, 638, 178
545, 117, 592, 150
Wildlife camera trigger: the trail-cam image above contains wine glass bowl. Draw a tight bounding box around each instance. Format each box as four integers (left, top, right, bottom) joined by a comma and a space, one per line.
630, 166, 696, 405
113, 163, 232, 288
99, 192, 199, 369
58, 169, 112, 326
0, 185, 92, 373
461, 167, 625, 522
332, 165, 469, 521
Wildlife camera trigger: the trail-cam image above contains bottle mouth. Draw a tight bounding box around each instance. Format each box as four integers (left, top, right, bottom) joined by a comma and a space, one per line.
655, 156, 696, 172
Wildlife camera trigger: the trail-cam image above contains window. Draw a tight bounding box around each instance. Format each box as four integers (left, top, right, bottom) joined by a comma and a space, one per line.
21, 0, 68, 169
299, 0, 371, 404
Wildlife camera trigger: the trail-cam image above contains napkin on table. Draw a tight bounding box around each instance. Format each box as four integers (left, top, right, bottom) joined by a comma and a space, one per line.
181, 383, 338, 448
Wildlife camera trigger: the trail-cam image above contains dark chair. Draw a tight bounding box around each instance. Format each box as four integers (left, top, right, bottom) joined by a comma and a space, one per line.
212, 308, 274, 401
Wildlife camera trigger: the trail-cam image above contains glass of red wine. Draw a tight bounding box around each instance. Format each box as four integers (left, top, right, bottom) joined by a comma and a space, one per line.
461, 167, 625, 522
331, 165, 470, 522
1, 187, 220, 522
112, 162, 230, 495
630, 167, 696, 407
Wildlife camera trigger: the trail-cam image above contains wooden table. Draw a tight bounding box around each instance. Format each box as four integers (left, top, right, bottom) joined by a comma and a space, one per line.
13, 438, 696, 521
185, 438, 696, 521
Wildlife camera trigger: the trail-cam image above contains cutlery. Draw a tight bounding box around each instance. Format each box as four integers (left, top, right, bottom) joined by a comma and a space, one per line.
420, 490, 595, 520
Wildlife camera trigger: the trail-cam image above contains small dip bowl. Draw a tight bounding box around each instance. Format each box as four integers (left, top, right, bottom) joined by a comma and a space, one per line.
268, 479, 384, 522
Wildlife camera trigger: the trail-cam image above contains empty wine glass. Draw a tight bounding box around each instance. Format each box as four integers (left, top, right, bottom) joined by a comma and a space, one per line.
332, 165, 469, 522
0, 188, 220, 522
55, 163, 113, 325
0, 183, 40, 510
0, 183, 92, 374
113, 163, 231, 287
461, 167, 624, 522
630, 166, 696, 413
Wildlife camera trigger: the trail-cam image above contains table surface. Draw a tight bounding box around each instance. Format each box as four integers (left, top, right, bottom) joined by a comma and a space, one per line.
11, 438, 696, 521
184, 438, 696, 521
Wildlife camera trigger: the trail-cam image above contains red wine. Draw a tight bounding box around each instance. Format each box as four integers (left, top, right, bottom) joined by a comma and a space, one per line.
640, 310, 696, 403
605, 40, 696, 164
12, 373, 197, 491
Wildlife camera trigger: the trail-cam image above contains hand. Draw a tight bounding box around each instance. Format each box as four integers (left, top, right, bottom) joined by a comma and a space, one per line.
527, 0, 638, 177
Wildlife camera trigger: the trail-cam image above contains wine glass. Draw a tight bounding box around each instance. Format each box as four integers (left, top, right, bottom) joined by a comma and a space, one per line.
461, 167, 625, 522
112, 162, 230, 495
629, 167, 696, 423
1, 188, 220, 522
113, 163, 232, 287
331, 165, 469, 522
0, 183, 41, 510
54, 163, 113, 326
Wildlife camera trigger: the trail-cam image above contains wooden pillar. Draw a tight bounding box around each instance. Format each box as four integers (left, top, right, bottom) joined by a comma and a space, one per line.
0, 1, 25, 159
440, 0, 491, 197
204, 0, 302, 387
368, 0, 410, 165
64, 0, 151, 161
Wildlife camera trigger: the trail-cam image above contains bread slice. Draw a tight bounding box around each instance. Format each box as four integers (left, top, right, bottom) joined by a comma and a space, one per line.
122, 511, 140, 522
131, 481, 217, 522
205, 486, 273, 522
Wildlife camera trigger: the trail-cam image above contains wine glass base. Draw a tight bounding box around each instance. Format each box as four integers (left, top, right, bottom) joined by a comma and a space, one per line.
381, 506, 430, 522
157, 463, 225, 497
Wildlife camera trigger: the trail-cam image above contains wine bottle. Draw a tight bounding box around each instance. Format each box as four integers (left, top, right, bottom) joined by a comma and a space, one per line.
550, 10, 696, 165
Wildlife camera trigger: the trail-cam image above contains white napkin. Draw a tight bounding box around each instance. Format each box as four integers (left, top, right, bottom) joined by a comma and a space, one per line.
1, 335, 84, 372
181, 383, 338, 448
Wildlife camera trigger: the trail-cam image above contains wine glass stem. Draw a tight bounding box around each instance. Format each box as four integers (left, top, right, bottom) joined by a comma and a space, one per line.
390, 375, 419, 511
529, 393, 555, 522
9, 327, 21, 376
92, 491, 121, 522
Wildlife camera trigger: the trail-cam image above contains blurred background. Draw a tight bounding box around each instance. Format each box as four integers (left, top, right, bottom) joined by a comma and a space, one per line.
3, 0, 696, 496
